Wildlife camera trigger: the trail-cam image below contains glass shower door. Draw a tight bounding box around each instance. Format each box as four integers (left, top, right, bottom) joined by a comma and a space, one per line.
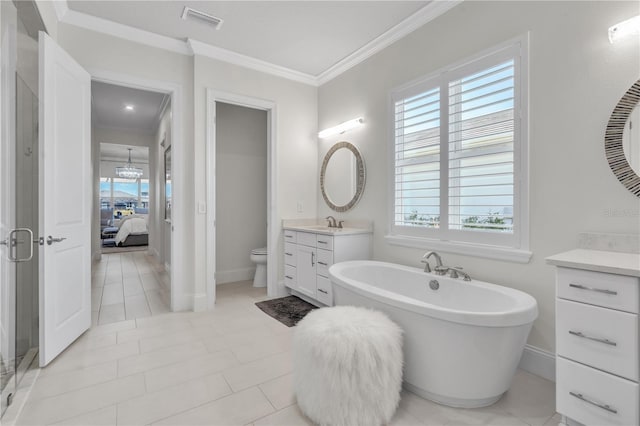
0, 0, 43, 416
0, 0, 19, 415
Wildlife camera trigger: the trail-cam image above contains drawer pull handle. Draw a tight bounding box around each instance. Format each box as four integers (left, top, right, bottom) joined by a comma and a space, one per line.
285, 235, 293, 239
285, 275, 293, 280
285, 252, 293, 256
318, 241, 328, 244
568, 330, 617, 346
318, 289, 328, 294
569, 283, 618, 296
569, 391, 617, 414
318, 261, 328, 266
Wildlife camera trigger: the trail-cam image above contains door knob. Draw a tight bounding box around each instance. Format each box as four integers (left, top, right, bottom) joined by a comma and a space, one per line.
47, 236, 67, 245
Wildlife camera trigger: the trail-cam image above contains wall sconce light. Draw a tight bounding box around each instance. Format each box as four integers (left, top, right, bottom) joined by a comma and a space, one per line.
609, 15, 640, 43
318, 117, 364, 139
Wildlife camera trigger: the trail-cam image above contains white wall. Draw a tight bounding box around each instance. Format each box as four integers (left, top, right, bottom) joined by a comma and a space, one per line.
34, 0, 58, 41
94, 126, 154, 149
56, 20, 319, 311
193, 55, 318, 306
58, 23, 195, 310
317, 0, 640, 353
215, 102, 268, 284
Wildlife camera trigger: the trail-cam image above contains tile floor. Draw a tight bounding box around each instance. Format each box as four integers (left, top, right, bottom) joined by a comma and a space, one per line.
92, 252, 171, 326
14, 281, 558, 425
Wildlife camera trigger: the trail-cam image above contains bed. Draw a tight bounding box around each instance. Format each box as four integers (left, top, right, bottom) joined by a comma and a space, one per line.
114, 215, 149, 247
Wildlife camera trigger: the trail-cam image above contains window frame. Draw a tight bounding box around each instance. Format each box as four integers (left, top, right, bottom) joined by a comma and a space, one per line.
386, 36, 530, 263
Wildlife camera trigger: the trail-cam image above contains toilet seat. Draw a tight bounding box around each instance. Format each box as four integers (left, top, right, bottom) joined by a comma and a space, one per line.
251, 247, 267, 256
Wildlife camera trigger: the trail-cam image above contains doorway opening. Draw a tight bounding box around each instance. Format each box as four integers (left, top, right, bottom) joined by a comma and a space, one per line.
91, 81, 172, 324
214, 102, 268, 303
206, 91, 278, 309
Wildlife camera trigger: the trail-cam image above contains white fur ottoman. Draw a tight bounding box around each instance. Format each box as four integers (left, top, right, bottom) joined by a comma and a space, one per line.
293, 306, 403, 426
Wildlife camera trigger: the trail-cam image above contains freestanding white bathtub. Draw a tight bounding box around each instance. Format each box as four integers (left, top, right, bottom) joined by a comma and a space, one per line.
329, 260, 538, 408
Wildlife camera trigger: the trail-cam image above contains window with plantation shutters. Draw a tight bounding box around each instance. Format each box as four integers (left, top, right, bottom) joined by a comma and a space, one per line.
389, 40, 529, 256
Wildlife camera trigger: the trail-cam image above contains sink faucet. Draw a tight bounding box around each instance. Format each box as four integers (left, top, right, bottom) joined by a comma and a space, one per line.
421, 251, 443, 273
325, 216, 337, 228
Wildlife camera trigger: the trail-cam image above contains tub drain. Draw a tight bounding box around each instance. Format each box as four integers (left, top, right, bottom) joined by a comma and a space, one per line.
429, 279, 439, 290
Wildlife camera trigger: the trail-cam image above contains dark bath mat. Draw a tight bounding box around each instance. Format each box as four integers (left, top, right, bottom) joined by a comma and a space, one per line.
255, 295, 318, 327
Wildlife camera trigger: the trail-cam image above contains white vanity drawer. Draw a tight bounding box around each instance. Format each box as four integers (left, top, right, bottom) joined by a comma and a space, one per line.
557, 357, 639, 426
557, 267, 639, 313
557, 299, 638, 380
316, 249, 333, 278
284, 265, 296, 289
284, 229, 297, 243
316, 234, 334, 251
316, 275, 333, 306
284, 243, 297, 266
297, 232, 317, 247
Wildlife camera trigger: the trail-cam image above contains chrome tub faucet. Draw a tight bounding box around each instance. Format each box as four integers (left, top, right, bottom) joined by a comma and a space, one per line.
421, 251, 443, 273
421, 251, 471, 281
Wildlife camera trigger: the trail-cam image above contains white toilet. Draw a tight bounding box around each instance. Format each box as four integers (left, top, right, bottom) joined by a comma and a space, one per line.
250, 247, 268, 288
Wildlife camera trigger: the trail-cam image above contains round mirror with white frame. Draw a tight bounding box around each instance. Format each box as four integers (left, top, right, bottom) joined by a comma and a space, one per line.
605, 79, 640, 197
320, 141, 366, 212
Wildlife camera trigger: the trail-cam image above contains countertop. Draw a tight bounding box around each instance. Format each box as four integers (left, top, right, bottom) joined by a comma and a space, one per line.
283, 224, 372, 236
546, 249, 640, 277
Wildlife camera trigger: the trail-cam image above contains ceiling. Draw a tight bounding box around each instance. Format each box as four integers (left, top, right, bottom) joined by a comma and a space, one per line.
100, 143, 149, 163
92, 81, 168, 133
66, 1, 430, 77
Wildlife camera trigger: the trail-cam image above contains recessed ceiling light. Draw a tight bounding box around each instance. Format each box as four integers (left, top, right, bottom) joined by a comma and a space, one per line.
181, 6, 224, 30
124, 105, 135, 111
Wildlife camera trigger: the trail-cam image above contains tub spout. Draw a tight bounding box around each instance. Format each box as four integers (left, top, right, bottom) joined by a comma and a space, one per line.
421, 251, 443, 273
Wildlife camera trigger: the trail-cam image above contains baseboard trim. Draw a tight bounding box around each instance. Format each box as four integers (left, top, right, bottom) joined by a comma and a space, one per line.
518, 344, 555, 382
216, 267, 255, 285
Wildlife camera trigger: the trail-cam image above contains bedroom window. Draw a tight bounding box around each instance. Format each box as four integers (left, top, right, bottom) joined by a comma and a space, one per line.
100, 177, 149, 216
387, 38, 530, 262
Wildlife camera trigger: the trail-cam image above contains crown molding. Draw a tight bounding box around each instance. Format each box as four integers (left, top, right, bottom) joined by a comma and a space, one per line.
316, 0, 463, 86
61, 8, 191, 55
187, 39, 318, 86
54, 1, 462, 87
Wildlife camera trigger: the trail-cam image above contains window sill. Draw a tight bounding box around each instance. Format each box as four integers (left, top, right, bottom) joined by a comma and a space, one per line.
384, 234, 532, 264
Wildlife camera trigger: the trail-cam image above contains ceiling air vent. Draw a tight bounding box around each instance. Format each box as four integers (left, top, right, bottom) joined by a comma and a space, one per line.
181, 6, 224, 30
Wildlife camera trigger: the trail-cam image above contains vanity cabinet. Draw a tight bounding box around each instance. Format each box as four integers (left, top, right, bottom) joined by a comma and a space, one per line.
551, 264, 640, 425
283, 228, 371, 307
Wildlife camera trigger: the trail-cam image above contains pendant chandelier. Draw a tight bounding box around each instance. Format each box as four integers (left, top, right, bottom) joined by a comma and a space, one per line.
115, 148, 143, 179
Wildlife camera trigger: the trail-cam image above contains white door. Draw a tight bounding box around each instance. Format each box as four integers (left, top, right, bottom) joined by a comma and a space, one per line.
38, 32, 91, 366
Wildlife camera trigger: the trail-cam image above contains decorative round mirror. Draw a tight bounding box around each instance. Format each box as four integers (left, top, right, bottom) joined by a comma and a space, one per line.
605, 79, 640, 197
320, 141, 366, 212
